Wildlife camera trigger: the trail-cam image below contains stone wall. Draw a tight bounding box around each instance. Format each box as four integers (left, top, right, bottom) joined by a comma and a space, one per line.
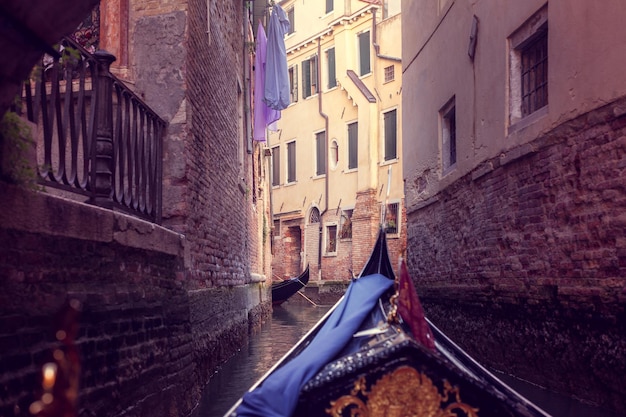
406, 97, 626, 414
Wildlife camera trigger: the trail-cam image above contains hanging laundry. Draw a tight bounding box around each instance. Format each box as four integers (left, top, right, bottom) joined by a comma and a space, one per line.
254, 22, 280, 142
264, 4, 291, 111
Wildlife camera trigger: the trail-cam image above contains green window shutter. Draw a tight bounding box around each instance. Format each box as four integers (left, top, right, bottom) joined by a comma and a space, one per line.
287, 142, 296, 182
348, 122, 358, 169
316, 131, 326, 176
358, 31, 370, 76
384, 110, 397, 161
327, 48, 336, 89
302, 59, 311, 98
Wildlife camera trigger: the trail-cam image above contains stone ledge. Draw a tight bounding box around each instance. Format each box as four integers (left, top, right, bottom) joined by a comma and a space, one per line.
0, 182, 184, 257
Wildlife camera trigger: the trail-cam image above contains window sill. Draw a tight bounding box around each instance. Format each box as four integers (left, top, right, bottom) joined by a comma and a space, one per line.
323, 252, 338, 258
508, 105, 548, 135
442, 163, 456, 177
312, 174, 326, 180
284, 181, 297, 187
380, 158, 398, 166
344, 168, 358, 173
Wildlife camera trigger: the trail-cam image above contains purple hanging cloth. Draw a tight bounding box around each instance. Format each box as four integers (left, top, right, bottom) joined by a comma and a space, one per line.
264, 4, 291, 111
254, 22, 280, 142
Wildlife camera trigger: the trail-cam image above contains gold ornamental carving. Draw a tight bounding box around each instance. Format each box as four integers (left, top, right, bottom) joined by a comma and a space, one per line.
326, 366, 479, 417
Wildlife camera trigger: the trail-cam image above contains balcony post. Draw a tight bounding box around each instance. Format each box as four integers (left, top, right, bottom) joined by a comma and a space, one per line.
91, 50, 116, 207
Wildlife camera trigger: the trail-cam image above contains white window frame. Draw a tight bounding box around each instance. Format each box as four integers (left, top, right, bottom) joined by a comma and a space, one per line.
324, 222, 338, 256
440, 97, 456, 174
507, 5, 548, 132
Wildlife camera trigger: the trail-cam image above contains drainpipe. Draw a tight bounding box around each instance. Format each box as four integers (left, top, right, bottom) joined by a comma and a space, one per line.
372, 8, 380, 57
317, 37, 329, 270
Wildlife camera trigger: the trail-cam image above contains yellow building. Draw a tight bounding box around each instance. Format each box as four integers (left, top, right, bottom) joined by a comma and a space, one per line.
268, 0, 404, 282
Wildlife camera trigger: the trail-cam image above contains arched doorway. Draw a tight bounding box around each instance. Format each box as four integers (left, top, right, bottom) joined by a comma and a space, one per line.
305, 207, 321, 280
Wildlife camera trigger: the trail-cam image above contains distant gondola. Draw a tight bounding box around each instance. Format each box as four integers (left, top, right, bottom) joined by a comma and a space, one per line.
271, 265, 310, 306
228, 229, 551, 417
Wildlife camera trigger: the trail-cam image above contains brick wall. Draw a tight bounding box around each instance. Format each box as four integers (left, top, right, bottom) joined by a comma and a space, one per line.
0, 0, 272, 416
0, 184, 194, 417
406, 97, 626, 414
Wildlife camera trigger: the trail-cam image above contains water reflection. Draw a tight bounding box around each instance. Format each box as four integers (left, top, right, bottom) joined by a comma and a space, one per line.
192, 303, 331, 417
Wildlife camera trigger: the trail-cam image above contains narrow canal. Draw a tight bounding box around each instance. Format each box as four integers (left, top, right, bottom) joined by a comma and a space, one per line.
192, 302, 622, 417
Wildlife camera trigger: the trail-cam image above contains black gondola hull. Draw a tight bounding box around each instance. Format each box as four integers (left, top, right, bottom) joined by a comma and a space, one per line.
271, 265, 310, 306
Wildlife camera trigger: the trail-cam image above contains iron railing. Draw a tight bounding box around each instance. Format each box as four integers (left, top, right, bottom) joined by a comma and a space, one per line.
19, 37, 166, 223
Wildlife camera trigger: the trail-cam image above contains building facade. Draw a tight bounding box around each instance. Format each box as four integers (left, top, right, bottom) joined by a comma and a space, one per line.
269, 0, 405, 283
0, 1, 273, 416
402, 1, 626, 414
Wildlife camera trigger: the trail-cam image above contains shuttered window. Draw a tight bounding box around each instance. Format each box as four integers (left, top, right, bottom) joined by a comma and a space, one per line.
302, 55, 318, 98
315, 131, 326, 176
383, 110, 397, 161
326, 0, 333, 13
327, 48, 336, 89
287, 7, 295, 34
348, 122, 358, 169
289, 65, 298, 103
271, 146, 280, 186
287, 141, 296, 183
358, 31, 370, 76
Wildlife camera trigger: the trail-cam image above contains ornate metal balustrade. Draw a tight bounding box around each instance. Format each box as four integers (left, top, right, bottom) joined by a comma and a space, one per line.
19, 37, 166, 223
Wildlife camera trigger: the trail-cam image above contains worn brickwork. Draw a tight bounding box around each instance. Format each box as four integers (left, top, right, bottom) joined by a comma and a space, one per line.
406, 97, 626, 414
0, 186, 194, 417
273, 193, 407, 283
1, 1, 271, 416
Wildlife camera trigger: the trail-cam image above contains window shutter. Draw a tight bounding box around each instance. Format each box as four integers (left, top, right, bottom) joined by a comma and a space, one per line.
326, 0, 333, 14
348, 122, 358, 169
384, 110, 397, 161
358, 32, 370, 75
316, 132, 326, 176
302, 59, 311, 98
327, 48, 336, 89
311, 55, 318, 95
288, 142, 296, 182
293, 64, 298, 102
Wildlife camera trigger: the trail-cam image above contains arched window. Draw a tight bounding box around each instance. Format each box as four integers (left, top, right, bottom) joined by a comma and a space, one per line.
309, 207, 321, 224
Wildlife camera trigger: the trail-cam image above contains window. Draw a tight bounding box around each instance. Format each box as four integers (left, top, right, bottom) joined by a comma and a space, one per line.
315, 131, 326, 176
302, 55, 318, 98
339, 209, 353, 239
384, 65, 395, 83
508, 6, 547, 126
382, 0, 401, 20
325, 224, 337, 254
273, 219, 281, 237
348, 122, 358, 169
271, 146, 280, 186
358, 31, 370, 76
327, 47, 337, 89
384, 202, 400, 235
441, 100, 456, 171
287, 141, 296, 183
520, 31, 548, 117
326, 0, 333, 14
287, 7, 295, 35
383, 109, 397, 161
288, 65, 298, 103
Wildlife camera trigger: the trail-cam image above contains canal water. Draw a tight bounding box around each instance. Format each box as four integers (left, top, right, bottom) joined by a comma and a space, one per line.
192, 302, 623, 417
